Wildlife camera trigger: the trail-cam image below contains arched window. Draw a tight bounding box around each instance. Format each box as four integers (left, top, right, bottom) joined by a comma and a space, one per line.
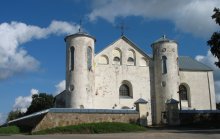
127, 49, 135, 66
87, 47, 92, 70
70, 47, 75, 71
162, 56, 167, 74
119, 84, 129, 97
99, 55, 109, 65
113, 56, 120, 65
179, 85, 188, 100
112, 48, 122, 65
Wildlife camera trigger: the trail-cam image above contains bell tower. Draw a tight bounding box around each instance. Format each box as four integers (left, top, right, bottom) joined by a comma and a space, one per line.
64, 32, 96, 108
151, 35, 180, 124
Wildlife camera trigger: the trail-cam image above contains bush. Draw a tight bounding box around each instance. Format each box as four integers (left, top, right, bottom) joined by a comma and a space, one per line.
0, 126, 20, 134
33, 122, 146, 135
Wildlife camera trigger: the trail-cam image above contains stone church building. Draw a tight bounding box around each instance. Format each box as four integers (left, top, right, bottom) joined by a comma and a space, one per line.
55, 32, 216, 125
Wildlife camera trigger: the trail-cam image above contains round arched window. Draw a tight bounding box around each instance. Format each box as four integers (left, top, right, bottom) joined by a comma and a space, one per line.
179, 85, 188, 100
119, 84, 130, 97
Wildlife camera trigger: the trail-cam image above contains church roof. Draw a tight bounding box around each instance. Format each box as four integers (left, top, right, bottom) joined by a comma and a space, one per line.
64, 32, 96, 42
179, 56, 213, 71
134, 98, 148, 104
151, 35, 177, 46
95, 35, 151, 60
166, 98, 179, 104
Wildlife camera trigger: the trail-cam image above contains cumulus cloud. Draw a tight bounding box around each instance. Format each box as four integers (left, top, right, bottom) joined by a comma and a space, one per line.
13, 89, 39, 112
196, 51, 220, 103
0, 20, 78, 79
12, 80, 66, 113
54, 80, 66, 95
88, 0, 219, 38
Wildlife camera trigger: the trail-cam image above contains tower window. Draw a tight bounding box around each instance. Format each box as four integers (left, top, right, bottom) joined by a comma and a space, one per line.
113, 56, 120, 65
162, 56, 167, 74
87, 47, 92, 70
179, 85, 188, 100
70, 47, 75, 71
119, 84, 130, 97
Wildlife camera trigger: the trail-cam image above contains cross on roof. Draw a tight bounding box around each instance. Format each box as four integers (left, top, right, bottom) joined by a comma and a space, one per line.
116, 21, 129, 36
78, 19, 82, 32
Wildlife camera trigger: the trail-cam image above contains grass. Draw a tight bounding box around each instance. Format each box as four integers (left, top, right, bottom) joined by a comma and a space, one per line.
33, 122, 146, 135
0, 126, 20, 135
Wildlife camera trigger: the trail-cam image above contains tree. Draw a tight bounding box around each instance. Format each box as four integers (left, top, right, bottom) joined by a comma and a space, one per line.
217, 103, 220, 110
25, 93, 54, 115
7, 110, 25, 121
207, 8, 220, 67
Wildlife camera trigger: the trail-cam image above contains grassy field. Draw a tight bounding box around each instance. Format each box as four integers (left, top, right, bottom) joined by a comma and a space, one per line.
33, 122, 146, 135
0, 126, 20, 135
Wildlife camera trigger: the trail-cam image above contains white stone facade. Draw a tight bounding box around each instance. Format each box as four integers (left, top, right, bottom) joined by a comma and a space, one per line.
55, 33, 216, 125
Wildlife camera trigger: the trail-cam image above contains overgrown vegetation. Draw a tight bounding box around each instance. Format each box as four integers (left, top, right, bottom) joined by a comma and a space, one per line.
7, 110, 25, 121
0, 126, 20, 135
207, 7, 220, 67
25, 93, 54, 115
33, 122, 146, 135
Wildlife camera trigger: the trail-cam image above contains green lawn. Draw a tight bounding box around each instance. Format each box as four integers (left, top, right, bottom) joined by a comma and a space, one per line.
33, 122, 146, 134
0, 126, 20, 135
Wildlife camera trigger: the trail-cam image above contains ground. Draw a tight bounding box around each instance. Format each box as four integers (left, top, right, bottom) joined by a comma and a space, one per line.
1, 129, 220, 139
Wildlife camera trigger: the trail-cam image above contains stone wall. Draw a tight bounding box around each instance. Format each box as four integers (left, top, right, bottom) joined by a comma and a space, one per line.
33, 112, 139, 132
180, 110, 220, 127
7, 108, 140, 132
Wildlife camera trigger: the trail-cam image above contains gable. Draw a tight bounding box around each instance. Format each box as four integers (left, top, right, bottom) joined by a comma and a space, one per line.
95, 36, 151, 66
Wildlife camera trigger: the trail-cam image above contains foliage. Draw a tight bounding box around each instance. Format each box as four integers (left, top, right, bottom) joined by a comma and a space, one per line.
217, 103, 220, 110
33, 122, 146, 135
207, 8, 220, 67
25, 93, 54, 115
7, 110, 25, 121
0, 126, 20, 135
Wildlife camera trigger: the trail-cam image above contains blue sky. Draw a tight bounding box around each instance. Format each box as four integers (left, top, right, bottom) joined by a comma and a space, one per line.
0, 0, 220, 124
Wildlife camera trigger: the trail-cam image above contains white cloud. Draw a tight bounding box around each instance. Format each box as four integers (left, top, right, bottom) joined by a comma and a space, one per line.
88, 0, 219, 38
0, 20, 79, 79
195, 51, 220, 103
54, 80, 66, 95
12, 80, 66, 113
0, 113, 7, 125
13, 89, 39, 113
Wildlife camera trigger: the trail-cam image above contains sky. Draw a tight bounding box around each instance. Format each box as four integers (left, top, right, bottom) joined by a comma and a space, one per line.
0, 0, 220, 124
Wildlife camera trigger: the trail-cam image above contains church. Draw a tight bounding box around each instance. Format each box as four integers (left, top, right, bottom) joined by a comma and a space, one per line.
55, 31, 216, 125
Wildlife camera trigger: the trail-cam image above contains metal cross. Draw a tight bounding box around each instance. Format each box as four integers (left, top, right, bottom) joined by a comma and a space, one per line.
78, 19, 82, 32
116, 21, 129, 36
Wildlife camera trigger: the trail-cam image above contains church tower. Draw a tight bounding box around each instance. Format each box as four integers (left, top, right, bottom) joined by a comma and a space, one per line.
64, 32, 95, 108
151, 35, 180, 124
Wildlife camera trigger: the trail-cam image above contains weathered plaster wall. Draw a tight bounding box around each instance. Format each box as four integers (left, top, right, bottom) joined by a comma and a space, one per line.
94, 38, 152, 125
152, 41, 179, 124
179, 71, 216, 110
65, 35, 95, 108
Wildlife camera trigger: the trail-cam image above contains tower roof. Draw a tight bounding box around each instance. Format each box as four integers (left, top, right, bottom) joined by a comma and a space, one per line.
151, 35, 177, 46
64, 32, 96, 42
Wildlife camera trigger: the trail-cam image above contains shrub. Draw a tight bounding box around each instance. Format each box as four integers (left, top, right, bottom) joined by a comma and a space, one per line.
0, 126, 20, 134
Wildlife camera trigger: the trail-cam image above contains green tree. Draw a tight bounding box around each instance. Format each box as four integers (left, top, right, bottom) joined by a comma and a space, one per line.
217, 103, 220, 110
7, 110, 25, 121
207, 8, 220, 67
25, 93, 54, 115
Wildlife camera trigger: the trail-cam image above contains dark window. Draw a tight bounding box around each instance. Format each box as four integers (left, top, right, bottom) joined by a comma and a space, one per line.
162, 56, 167, 74
119, 84, 129, 96
113, 56, 120, 65
70, 47, 75, 71
87, 47, 92, 70
127, 57, 134, 62
114, 57, 120, 62
179, 85, 188, 100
